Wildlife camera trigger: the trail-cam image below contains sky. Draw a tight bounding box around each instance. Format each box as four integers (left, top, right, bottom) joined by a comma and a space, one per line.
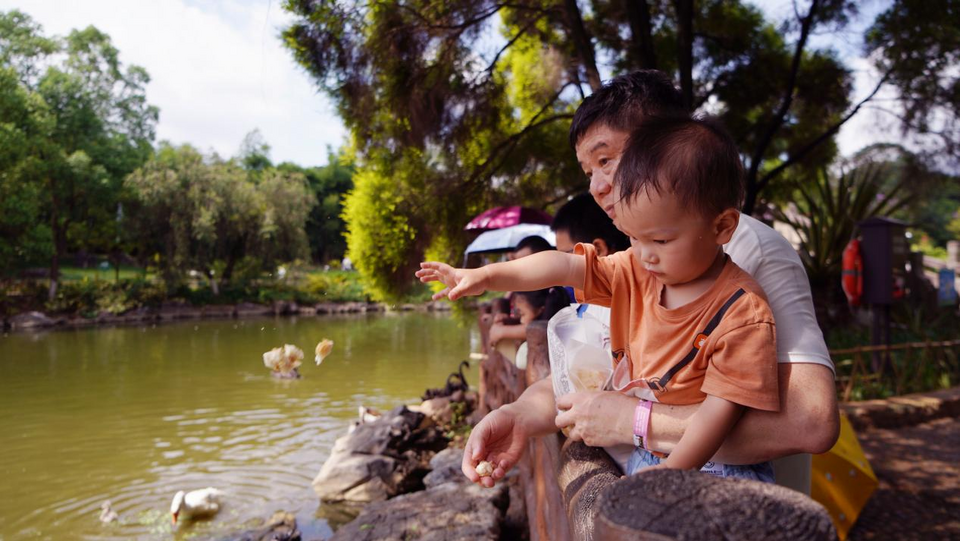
6, 0, 896, 167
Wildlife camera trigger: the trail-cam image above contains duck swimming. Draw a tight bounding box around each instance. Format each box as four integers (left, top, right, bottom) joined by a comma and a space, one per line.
170, 487, 224, 525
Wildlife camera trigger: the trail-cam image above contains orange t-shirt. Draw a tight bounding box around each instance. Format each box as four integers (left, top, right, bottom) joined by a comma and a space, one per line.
574, 243, 779, 412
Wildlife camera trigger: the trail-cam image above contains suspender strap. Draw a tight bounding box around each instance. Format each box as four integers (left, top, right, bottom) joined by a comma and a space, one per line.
654, 288, 747, 389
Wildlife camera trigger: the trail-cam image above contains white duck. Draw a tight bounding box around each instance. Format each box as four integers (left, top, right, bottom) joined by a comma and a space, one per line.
99, 500, 119, 524
170, 488, 224, 525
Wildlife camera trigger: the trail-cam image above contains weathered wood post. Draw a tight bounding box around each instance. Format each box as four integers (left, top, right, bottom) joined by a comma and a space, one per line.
557, 442, 837, 541
521, 321, 574, 541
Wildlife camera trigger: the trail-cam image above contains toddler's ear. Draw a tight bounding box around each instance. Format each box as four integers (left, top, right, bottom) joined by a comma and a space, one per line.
713, 208, 740, 244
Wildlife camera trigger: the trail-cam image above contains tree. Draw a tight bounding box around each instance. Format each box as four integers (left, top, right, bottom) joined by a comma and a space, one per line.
0, 65, 53, 271
126, 143, 315, 293
279, 0, 868, 298
239, 128, 273, 173
0, 10, 158, 297
276, 151, 354, 264
283, 0, 960, 299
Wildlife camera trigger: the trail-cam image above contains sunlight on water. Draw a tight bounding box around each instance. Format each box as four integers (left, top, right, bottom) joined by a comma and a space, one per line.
0, 312, 477, 540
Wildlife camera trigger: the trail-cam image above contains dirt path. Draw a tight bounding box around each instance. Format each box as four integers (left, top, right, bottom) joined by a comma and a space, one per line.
849, 417, 960, 540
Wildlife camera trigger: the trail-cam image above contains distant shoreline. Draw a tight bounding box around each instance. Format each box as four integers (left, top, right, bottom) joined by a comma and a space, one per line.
2, 300, 452, 333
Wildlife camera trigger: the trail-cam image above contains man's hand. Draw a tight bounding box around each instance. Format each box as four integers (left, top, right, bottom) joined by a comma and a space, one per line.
461, 405, 530, 488
555, 390, 636, 448
416, 262, 488, 301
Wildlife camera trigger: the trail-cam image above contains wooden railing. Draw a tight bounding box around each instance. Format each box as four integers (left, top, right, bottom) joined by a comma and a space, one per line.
832, 339, 960, 401
476, 309, 834, 540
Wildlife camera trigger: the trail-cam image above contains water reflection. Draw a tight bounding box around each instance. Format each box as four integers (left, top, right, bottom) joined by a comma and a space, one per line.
0, 312, 476, 540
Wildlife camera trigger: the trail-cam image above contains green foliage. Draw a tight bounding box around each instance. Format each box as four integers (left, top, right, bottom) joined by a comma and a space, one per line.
46, 278, 166, 317
772, 163, 912, 324
775, 165, 911, 284
827, 306, 960, 400
0, 9, 158, 297
342, 166, 421, 301
125, 143, 315, 289
304, 270, 369, 303
276, 151, 354, 264
282, 0, 866, 297
867, 0, 960, 162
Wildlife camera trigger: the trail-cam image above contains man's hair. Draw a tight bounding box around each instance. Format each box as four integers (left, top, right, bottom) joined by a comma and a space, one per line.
569, 70, 687, 149
515, 235, 553, 253
551, 193, 630, 252
615, 115, 744, 217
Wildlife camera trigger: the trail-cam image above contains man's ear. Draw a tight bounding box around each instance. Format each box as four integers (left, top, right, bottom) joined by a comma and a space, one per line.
592, 238, 611, 257
713, 209, 740, 245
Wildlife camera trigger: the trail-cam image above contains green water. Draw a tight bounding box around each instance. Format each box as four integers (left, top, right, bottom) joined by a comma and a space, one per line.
0, 312, 478, 540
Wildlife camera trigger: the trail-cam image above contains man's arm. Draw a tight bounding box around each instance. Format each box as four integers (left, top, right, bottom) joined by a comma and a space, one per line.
461, 378, 558, 487
555, 363, 839, 464
647, 363, 839, 463
417, 251, 584, 301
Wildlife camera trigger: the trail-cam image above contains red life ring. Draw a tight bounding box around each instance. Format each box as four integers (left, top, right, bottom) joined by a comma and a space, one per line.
841, 238, 863, 307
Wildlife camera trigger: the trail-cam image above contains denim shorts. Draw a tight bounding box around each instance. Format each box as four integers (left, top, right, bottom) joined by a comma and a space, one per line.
625, 448, 775, 483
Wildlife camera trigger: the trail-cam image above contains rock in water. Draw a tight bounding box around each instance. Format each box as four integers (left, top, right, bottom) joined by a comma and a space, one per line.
220, 511, 300, 541
330, 481, 507, 541
312, 406, 447, 503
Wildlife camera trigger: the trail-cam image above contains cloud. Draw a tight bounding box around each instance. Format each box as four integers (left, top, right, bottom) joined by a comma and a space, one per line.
5, 0, 346, 166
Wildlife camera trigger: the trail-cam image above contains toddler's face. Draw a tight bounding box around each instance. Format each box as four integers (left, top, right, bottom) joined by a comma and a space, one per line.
613, 189, 723, 287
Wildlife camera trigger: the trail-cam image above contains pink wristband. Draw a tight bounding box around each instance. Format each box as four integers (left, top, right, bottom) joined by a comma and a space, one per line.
633, 399, 652, 449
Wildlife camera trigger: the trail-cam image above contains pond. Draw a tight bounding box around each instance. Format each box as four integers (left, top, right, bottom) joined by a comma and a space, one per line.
0, 312, 479, 540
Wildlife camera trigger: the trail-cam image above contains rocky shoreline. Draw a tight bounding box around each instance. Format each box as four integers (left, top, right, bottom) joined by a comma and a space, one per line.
215, 369, 524, 541
2, 300, 452, 332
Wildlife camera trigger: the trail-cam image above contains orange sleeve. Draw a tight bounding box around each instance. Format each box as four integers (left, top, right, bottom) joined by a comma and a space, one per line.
573, 243, 627, 307
700, 321, 780, 412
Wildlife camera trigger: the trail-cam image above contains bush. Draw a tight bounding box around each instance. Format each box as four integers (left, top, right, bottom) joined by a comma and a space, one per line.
46, 278, 167, 316
304, 270, 369, 303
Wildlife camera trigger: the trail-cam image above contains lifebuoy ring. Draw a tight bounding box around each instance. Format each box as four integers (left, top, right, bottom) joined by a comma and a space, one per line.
841, 238, 863, 307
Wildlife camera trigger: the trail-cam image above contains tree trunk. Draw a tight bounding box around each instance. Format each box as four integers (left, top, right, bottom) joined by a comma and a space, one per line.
673, 0, 694, 110
47, 187, 64, 301
743, 0, 821, 215
562, 0, 602, 91
625, 0, 657, 69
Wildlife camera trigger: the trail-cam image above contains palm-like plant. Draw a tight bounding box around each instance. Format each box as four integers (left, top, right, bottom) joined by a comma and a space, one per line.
772, 164, 912, 320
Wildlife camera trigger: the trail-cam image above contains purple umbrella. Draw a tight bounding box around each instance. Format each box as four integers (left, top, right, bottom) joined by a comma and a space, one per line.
464, 206, 553, 231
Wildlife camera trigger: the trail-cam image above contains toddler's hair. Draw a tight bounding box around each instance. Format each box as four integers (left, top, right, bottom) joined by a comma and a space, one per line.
615, 115, 744, 218
514, 287, 571, 322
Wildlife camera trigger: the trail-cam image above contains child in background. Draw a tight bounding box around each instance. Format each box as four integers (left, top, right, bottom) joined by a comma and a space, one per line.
512, 287, 571, 326
419, 115, 779, 481
493, 287, 572, 368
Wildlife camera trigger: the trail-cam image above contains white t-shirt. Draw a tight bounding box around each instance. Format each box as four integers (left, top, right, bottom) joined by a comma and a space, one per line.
578, 214, 833, 368
563, 214, 833, 493
724, 214, 834, 370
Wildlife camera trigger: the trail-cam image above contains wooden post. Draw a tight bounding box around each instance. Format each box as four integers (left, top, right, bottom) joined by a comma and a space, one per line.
520, 322, 573, 541
593, 469, 836, 540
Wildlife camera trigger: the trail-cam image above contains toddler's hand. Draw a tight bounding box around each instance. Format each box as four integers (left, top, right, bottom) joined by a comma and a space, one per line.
416, 262, 488, 301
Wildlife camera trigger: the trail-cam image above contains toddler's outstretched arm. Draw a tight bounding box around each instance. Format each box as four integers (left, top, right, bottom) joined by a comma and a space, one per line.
417, 251, 584, 301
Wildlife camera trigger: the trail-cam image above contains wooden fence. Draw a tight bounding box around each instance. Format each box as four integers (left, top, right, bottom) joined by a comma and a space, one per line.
476, 309, 834, 540
832, 339, 960, 401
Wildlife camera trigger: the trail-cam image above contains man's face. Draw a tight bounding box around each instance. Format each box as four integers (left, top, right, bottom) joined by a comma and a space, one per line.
575, 124, 631, 222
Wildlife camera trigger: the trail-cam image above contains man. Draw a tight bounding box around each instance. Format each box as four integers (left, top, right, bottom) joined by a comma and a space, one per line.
462, 70, 839, 493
